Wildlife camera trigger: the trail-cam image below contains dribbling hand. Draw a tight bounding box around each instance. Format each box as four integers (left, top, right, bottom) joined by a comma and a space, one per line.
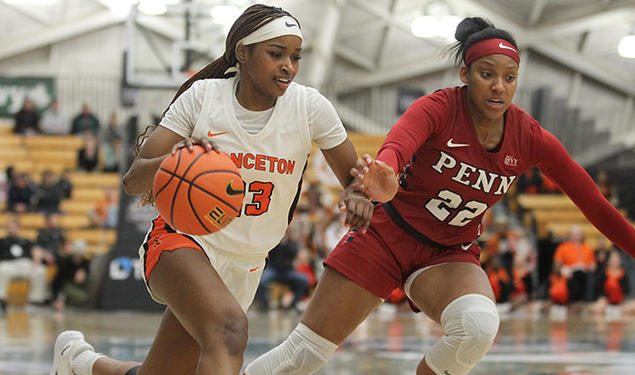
171, 137, 221, 155
350, 154, 399, 203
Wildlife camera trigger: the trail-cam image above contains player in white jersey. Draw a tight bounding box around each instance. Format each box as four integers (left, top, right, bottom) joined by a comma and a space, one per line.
50, 4, 373, 375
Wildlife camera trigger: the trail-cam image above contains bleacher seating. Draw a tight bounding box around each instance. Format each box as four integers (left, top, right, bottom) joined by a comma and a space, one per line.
517, 193, 632, 248
0, 134, 120, 256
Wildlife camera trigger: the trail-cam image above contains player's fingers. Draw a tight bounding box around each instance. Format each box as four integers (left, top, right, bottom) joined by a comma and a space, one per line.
171, 141, 184, 155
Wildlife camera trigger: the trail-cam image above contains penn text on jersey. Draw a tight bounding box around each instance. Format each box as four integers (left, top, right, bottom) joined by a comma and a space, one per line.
230, 152, 296, 175
431, 151, 517, 195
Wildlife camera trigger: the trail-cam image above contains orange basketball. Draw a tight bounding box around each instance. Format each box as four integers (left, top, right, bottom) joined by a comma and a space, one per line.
153, 145, 244, 235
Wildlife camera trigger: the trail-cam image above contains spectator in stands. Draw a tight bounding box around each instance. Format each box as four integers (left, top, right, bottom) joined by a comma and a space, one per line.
35, 169, 64, 214
36, 212, 66, 263
0, 166, 15, 203
101, 112, 123, 144
0, 217, 48, 306
255, 233, 309, 311
88, 186, 118, 228
12, 98, 40, 135
486, 256, 513, 303
7, 173, 34, 212
56, 169, 73, 199
483, 215, 516, 275
40, 99, 69, 135
50, 239, 91, 311
553, 225, 596, 304
71, 103, 100, 135
100, 112, 123, 173
517, 167, 543, 194
595, 170, 619, 207
77, 134, 100, 172
548, 262, 569, 306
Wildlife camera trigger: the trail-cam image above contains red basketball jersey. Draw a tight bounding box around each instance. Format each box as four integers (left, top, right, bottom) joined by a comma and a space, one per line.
377, 86, 635, 256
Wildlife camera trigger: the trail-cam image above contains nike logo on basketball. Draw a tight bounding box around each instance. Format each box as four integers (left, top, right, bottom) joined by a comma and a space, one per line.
285, 21, 297, 27
498, 42, 517, 52
207, 130, 227, 137
447, 138, 469, 148
226, 181, 244, 196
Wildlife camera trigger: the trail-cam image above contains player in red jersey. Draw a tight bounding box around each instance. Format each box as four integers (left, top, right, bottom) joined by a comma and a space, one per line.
245, 17, 635, 375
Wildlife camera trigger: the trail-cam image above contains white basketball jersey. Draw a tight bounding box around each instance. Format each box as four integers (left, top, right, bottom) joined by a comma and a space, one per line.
161, 76, 319, 257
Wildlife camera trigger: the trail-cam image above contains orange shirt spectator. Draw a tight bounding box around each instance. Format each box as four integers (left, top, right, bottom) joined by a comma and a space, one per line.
553, 226, 596, 272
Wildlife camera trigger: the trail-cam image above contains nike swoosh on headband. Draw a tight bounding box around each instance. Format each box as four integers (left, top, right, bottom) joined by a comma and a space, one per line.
285, 21, 297, 28
498, 42, 517, 52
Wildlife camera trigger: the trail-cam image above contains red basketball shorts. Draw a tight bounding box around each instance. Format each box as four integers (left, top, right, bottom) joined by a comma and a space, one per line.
324, 205, 481, 300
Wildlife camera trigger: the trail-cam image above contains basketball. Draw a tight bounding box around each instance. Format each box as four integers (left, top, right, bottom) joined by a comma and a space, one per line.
153, 145, 245, 235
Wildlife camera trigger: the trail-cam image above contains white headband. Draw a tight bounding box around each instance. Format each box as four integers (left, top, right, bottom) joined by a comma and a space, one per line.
225, 16, 303, 74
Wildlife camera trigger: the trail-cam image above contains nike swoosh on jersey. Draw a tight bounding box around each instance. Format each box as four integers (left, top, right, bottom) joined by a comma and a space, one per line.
226, 181, 244, 196
498, 42, 517, 52
207, 130, 228, 137
461, 242, 473, 251
447, 138, 470, 148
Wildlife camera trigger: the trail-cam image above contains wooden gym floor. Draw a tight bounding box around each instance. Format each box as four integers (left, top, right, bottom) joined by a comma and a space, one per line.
0, 304, 634, 374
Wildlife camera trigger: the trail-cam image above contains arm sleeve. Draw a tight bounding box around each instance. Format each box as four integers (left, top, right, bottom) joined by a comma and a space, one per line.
158, 81, 205, 138
534, 128, 635, 257
307, 88, 347, 150
376, 93, 445, 174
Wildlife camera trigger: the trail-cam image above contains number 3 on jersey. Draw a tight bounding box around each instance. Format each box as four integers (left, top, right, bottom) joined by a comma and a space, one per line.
243, 181, 274, 216
425, 189, 488, 227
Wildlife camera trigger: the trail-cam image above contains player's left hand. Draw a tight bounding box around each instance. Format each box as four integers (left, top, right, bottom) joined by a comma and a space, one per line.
339, 189, 373, 233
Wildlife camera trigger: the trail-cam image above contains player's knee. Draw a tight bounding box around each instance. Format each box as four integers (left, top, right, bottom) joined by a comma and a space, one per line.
426, 294, 499, 375
200, 308, 248, 356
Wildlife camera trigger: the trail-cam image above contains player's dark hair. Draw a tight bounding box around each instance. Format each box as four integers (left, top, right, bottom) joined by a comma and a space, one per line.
165, 4, 300, 116
447, 17, 517, 66
134, 4, 300, 206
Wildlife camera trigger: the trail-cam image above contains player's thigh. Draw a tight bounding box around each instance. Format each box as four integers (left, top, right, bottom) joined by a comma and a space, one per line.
301, 267, 382, 345
148, 247, 247, 345
138, 308, 199, 375
408, 262, 494, 323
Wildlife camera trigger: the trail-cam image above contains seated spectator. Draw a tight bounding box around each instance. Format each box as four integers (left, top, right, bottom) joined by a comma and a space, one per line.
0, 166, 15, 203
12, 98, 40, 135
56, 169, 74, 199
517, 167, 543, 194
548, 263, 569, 306
40, 99, 69, 135
71, 103, 100, 135
0, 217, 48, 308
88, 186, 118, 228
553, 225, 596, 304
486, 256, 513, 303
35, 212, 66, 263
77, 134, 100, 172
101, 136, 122, 173
595, 170, 619, 207
101, 112, 122, 144
254, 233, 309, 311
7, 173, 34, 212
483, 215, 516, 275
35, 169, 64, 214
50, 239, 91, 311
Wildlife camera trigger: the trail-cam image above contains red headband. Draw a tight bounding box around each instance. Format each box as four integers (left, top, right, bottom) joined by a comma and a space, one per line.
464, 38, 520, 66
